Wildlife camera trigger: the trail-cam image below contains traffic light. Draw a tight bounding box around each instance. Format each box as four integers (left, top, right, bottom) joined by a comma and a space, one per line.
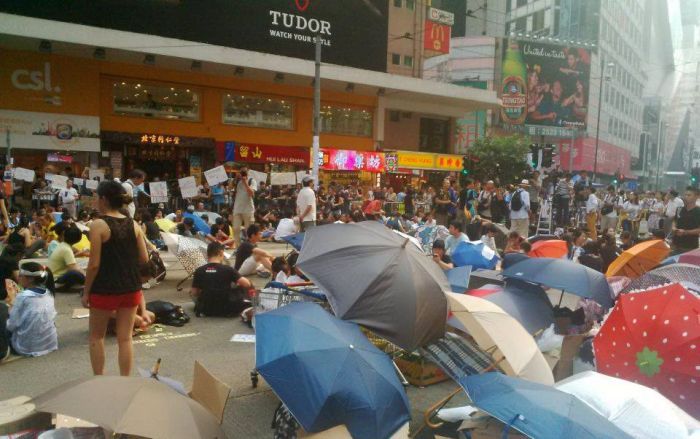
461, 156, 470, 175
542, 145, 555, 168
529, 144, 540, 169
691, 167, 700, 187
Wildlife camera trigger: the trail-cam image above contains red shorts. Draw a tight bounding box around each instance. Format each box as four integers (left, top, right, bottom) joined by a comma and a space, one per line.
89, 291, 143, 311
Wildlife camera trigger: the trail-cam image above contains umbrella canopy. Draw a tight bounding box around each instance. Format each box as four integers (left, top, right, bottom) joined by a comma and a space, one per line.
446, 293, 554, 385
468, 280, 554, 334
556, 371, 700, 439
183, 212, 211, 235
176, 235, 208, 274
502, 258, 613, 309
528, 239, 568, 259
593, 283, 700, 418
502, 252, 529, 269
297, 221, 449, 351
620, 263, 700, 294
255, 302, 410, 439
281, 232, 304, 251
32, 376, 224, 439
460, 373, 633, 439
663, 248, 700, 267
451, 241, 499, 270
607, 275, 632, 298
393, 230, 423, 252
467, 269, 504, 290
445, 265, 472, 293
527, 234, 559, 244
606, 239, 670, 279
155, 218, 177, 233
193, 211, 221, 223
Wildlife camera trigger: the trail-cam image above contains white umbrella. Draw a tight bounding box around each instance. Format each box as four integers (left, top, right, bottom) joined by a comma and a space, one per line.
556, 371, 700, 439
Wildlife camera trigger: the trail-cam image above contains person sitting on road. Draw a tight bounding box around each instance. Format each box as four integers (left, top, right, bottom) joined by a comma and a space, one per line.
8, 214, 46, 258
480, 223, 498, 253
284, 252, 307, 284
504, 231, 524, 254
191, 242, 252, 317
176, 217, 195, 238
141, 211, 165, 250
47, 223, 86, 291
431, 239, 454, 270
234, 224, 274, 277
4, 262, 58, 357
206, 217, 235, 248
272, 256, 290, 283
619, 230, 634, 251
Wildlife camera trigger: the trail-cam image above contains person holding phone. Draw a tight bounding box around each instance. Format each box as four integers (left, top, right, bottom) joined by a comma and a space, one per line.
232, 166, 257, 248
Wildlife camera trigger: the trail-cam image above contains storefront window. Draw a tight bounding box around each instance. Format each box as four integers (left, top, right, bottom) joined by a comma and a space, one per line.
112, 81, 200, 121
320, 105, 373, 137
222, 93, 294, 130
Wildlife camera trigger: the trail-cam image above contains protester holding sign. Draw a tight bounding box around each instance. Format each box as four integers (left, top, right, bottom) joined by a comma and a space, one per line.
59, 179, 80, 219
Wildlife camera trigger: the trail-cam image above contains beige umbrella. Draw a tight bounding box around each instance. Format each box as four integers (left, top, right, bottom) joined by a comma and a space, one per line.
32, 376, 225, 439
446, 292, 554, 386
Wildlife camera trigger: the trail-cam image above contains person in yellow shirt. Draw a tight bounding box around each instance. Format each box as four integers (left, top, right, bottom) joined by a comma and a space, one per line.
46, 223, 85, 290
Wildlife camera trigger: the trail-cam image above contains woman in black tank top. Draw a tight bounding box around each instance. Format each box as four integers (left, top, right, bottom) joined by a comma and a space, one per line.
82, 180, 149, 376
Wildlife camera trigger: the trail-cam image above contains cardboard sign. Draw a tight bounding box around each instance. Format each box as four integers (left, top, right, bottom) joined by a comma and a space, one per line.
13, 167, 35, 182
248, 170, 268, 185
203, 165, 228, 187
149, 181, 168, 198
178, 176, 198, 199
270, 172, 296, 186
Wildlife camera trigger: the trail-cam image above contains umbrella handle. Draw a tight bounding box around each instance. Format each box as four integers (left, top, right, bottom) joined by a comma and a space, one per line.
151, 358, 162, 378
483, 356, 506, 373
422, 387, 463, 430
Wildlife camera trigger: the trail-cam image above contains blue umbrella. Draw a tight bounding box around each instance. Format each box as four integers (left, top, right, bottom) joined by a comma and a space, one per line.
281, 232, 304, 251
502, 258, 613, 309
182, 212, 211, 235
451, 241, 499, 270
460, 373, 633, 439
445, 265, 472, 292
502, 252, 529, 269
255, 302, 410, 439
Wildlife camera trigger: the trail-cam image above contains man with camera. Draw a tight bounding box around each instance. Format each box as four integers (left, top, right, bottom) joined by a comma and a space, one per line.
232, 166, 257, 248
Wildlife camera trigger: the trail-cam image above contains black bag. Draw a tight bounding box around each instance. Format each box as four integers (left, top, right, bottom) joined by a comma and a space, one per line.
601, 205, 613, 216
140, 250, 167, 282
146, 300, 190, 327
510, 189, 523, 211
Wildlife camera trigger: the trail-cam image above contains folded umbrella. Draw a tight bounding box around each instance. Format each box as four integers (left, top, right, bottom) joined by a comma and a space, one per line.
281, 232, 304, 251
606, 239, 670, 279
528, 239, 568, 259
256, 302, 410, 439
451, 241, 499, 270
446, 292, 554, 385
502, 258, 613, 309
556, 371, 700, 439
297, 221, 449, 351
32, 376, 224, 439
593, 283, 700, 418
468, 279, 554, 334
460, 373, 633, 439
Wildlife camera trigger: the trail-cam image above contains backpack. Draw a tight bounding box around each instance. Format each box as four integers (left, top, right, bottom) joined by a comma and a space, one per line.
146, 300, 190, 327
510, 189, 524, 211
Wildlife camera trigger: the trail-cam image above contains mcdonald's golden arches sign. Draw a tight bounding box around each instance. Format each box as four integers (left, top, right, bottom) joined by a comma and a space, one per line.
424, 20, 451, 54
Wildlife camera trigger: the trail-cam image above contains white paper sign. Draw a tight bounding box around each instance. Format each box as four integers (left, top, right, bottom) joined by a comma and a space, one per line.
51, 174, 68, 189
85, 179, 99, 190
73, 177, 84, 186
178, 176, 198, 199
13, 167, 35, 182
45, 173, 55, 182
88, 169, 105, 181
296, 170, 310, 183
149, 181, 168, 198
203, 166, 228, 187
270, 172, 296, 186
248, 170, 268, 185
230, 334, 256, 343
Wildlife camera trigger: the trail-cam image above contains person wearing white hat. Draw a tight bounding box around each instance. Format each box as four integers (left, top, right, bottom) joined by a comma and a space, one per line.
297, 175, 317, 231
509, 179, 531, 238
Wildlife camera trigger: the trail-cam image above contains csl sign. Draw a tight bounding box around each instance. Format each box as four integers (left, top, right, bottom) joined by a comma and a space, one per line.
11, 62, 61, 92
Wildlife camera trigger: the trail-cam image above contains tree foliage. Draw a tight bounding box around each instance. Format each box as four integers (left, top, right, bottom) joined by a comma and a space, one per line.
467, 135, 531, 184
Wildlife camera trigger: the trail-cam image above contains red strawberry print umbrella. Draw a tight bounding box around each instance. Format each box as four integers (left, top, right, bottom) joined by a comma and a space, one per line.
593, 283, 699, 418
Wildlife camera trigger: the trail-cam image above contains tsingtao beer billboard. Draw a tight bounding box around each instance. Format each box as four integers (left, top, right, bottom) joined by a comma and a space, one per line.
0, 0, 389, 72
501, 39, 592, 137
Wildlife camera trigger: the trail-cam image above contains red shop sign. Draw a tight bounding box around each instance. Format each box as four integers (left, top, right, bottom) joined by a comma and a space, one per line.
319, 148, 385, 172
235, 143, 310, 167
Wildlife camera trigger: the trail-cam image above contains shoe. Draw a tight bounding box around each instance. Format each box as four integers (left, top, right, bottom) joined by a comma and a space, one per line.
142, 282, 152, 290
256, 269, 271, 278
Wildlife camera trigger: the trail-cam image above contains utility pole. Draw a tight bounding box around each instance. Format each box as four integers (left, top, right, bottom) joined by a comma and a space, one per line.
568, 128, 575, 172
312, 35, 322, 190
655, 111, 664, 190
593, 62, 613, 182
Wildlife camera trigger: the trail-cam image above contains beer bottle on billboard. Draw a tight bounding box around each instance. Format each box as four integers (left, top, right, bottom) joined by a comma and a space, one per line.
501, 39, 528, 125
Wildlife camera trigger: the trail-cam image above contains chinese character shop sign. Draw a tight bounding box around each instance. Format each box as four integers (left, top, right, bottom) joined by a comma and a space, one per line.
319, 149, 385, 172
235, 143, 310, 167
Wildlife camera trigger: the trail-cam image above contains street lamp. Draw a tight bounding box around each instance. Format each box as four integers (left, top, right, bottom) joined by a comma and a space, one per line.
592, 61, 615, 182
656, 121, 669, 190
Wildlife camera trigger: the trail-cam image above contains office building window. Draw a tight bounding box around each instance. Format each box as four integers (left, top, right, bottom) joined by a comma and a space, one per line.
405, 0, 415, 10
404, 55, 414, 67
517, 0, 527, 7
222, 93, 294, 130
320, 104, 373, 137
533, 10, 545, 31
112, 80, 200, 121
419, 117, 450, 153
391, 53, 401, 65
393, 0, 402, 7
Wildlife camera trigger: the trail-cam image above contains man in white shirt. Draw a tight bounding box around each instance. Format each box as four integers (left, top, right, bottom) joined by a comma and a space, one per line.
296, 175, 317, 231
122, 169, 146, 218
445, 220, 470, 256
600, 186, 621, 235
59, 179, 80, 219
585, 187, 600, 240
664, 190, 684, 237
232, 166, 258, 247
509, 179, 531, 239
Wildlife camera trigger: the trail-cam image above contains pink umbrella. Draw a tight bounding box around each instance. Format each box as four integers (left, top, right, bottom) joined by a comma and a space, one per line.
678, 248, 700, 267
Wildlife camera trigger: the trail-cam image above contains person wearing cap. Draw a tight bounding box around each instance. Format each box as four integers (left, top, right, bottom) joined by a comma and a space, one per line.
509, 179, 531, 238
431, 239, 454, 270
296, 175, 317, 231
4, 261, 58, 358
